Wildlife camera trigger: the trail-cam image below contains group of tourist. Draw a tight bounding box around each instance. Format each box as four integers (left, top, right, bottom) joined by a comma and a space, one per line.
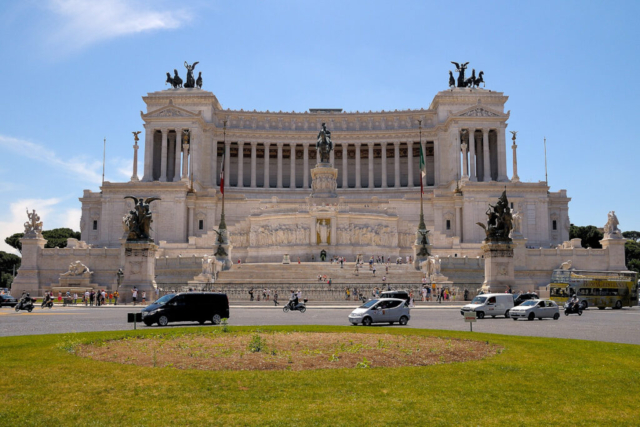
248, 288, 280, 303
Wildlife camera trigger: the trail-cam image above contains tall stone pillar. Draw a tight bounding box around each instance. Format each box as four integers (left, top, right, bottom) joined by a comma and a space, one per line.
142, 126, 153, 182
181, 142, 189, 180
12, 234, 46, 296
211, 139, 218, 187
277, 143, 283, 188
250, 142, 257, 188
469, 130, 477, 182
455, 205, 463, 242
381, 142, 388, 188
119, 242, 158, 304
173, 130, 181, 182
263, 142, 270, 188
483, 129, 491, 182
329, 146, 334, 165
224, 140, 231, 186
342, 144, 348, 188
394, 141, 400, 188
159, 128, 168, 182
407, 141, 414, 188
290, 143, 296, 189
498, 128, 508, 181
237, 141, 244, 188
461, 141, 469, 180
131, 140, 140, 182
434, 136, 440, 185
303, 143, 309, 189
355, 143, 361, 188
368, 142, 375, 188
511, 133, 519, 182
601, 236, 627, 271
482, 241, 515, 293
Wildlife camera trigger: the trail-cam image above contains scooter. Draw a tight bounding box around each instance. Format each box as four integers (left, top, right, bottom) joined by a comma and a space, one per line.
283, 299, 307, 313
41, 299, 54, 309
15, 297, 35, 312
564, 301, 583, 316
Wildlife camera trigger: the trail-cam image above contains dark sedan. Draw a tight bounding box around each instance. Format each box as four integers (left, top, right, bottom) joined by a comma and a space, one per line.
0, 294, 18, 307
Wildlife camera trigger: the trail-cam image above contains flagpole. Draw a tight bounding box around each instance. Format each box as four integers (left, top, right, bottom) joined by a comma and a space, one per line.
418, 120, 425, 231
101, 137, 106, 188
544, 136, 548, 188
219, 121, 227, 230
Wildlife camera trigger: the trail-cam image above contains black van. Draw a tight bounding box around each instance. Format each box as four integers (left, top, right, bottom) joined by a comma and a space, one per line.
141, 292, 229, 327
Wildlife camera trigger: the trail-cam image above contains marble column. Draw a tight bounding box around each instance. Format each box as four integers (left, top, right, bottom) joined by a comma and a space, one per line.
498, 129, 508, 181
355, 142, 361, 189
173, 131, 181, 182
434, 136, 440, 185
131, 140, 139, 182
276, 143, 283, 188
250, 142, 257, 187
342, 144, 348, 188
263, 142, 270, 188
483, 129, 490, 181
142, 127, 153, 181
381, 142, 387, 188
237, 141, 244, 188
159, 128, 168, 182
394, 141, 400, 188
303, 143, 309, 189
469, 130, 477, 182
407, 141, 414, 188
329, 146, 335, 166
511, 135, 520, 182
455, 130, 461, 182
289, 143, 296, 189
224, 140, 231, 186
368, 142, 374, 188
461, 141, 469, 179
211, 139, 218, 187
181, 142, 189, 180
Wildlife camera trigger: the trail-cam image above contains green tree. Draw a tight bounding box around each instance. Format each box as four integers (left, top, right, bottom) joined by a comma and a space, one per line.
0, 251, 21, 288
569, 224, 603, 249
4, 228, 81, 253
623, 231, 640, 242
625, 238, 640, 276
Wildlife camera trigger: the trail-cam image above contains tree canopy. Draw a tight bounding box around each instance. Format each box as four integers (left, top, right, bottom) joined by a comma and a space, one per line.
4, 228, 81, 253
569, 224, 603, 249
0, 251, 21, 288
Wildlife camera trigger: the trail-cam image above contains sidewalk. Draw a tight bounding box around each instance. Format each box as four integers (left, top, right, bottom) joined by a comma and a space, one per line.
52, 301, 466, 310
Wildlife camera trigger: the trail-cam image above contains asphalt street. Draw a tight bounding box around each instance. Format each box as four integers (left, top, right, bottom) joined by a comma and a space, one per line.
2, 305, 639, 345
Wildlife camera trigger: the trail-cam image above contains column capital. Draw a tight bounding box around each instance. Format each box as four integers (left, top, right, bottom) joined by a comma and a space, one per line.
482, 128, 489, 135
250, 141, 258, 148
381, 141, 387, 148
160, 127, 169, 134
263, 140, 271, 146
353, 141, 362, 147
237, 140, 245, 147
367, 141, 375, 147
277, 142, 284, 148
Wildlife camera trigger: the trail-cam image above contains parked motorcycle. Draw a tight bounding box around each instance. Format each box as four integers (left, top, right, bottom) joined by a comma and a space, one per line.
15, 296, 35, 312
564, 301, 583, 316
283, 300, 307, 313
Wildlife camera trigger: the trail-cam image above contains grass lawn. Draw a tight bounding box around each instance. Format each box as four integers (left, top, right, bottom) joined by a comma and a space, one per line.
1, 325, 639, 426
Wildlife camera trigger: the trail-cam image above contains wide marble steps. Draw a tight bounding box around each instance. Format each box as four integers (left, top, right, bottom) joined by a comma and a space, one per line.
215, 262, 424, 285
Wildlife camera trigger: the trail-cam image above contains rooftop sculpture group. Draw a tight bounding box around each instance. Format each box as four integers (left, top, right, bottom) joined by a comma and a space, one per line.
166, 61, 202, 89
24, 208, 43, 237
450, 62, 484, 88
122, 196, 161, 241
477, 190, 513, 242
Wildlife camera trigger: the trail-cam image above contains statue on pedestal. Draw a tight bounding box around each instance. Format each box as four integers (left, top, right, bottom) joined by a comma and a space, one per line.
316, 123, 333, 164
123, 196, 161, 241
317, 219, 330, 244
477, 190, 513, 242
24, 208, 43, 237
603, 211, 622, 238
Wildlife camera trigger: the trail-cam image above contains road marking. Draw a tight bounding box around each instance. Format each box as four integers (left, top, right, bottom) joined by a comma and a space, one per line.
0, 312, 84, 316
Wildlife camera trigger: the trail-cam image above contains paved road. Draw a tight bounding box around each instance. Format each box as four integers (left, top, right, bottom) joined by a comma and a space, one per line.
1, 305, 639, 345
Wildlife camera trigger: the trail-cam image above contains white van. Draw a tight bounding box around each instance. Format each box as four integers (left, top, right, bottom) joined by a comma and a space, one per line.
460, 293, 514, 319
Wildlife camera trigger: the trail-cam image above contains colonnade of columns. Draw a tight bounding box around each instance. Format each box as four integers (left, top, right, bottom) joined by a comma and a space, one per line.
142, 127, 192, 182
457, 127, 508, 182
216, 140, 433, 190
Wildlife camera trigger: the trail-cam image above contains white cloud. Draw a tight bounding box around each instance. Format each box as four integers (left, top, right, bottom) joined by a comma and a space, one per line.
0, 134, 102, 185
46, 0, 191, 51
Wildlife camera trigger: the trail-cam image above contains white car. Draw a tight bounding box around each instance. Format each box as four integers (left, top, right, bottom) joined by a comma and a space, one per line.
510, 299, 560, 321
460, 293, 514, 319
348, 298, 410, 326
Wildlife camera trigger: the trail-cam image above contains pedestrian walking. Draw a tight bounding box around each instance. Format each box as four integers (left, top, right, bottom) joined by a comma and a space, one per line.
372, 265, 376, 276
132, 287, 138, 306
114, 290, 119, 305
273, 291, 279, 306
142, 291, 146, 304
73, 293, 78, 305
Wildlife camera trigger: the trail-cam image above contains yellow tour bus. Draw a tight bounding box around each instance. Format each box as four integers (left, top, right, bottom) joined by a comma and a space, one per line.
549, 269, 638, 310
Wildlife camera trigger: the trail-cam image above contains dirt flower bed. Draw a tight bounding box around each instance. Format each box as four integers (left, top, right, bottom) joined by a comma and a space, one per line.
76, 332, 499, 371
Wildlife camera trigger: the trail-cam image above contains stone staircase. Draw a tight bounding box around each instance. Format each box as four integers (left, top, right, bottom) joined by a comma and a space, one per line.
215, 262, 425, 286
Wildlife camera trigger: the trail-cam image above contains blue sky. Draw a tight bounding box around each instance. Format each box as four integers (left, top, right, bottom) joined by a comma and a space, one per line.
0, 0, 638, 253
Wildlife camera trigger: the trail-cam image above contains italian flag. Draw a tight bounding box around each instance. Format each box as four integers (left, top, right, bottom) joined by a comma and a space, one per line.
419, 144, 426, 195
